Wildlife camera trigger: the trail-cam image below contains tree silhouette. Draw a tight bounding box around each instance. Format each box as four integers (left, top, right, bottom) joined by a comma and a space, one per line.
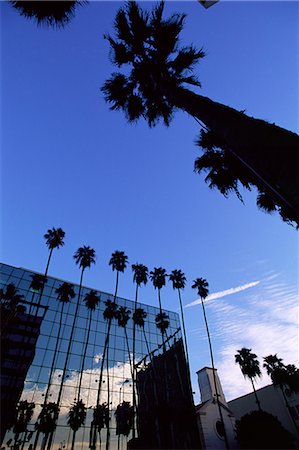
46, 245, 95, 450
33, 282, 75, 450
102, 1, 299, 226
12, 400, 35, 449
192, 277, 229, 450
150, 267, 168, 351
169, 269, 189, 365
10, 1, 85, 27
235, 348, 262, 411
131, 263, 148, 439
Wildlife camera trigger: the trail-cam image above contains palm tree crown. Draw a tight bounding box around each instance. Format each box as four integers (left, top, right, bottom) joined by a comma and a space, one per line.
192, 277, 209, 299
30, 273, 47, 292
132, 308, 147, 328
169, 269, 186, 290
84, 290, 100, 311
102, 1, 204, 127
132, 263, 148, 286
235, 348, 262, 380
150, 267, 167, 290
55, 282, 76, 303
44, 227, 65, 250
73, 246, 96, 269
116, 306, 131, 328
155, 312, 170, 332
1, 283, 24, 305
109, 250, 128, 272
103, 299, 118, 321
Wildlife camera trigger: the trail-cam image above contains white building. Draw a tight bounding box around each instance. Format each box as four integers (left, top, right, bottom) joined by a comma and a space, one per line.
196, 367, 238, 449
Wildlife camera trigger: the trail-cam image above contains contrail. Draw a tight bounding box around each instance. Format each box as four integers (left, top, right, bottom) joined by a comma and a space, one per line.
185, 280, 261, 308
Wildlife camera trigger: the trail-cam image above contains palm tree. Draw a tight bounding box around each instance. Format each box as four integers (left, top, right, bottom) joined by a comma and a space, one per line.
29, 274, 47, 313
263, 354, 299, 433
116, 307, 134, 379
33, 282, 75, 450
10, 1, 85, 27
46, 245, 96, 450
70, 290, 100, 450
34, 403, 59, 450
102, 1, 299, 226
131, 263, 148, 439
12, 400, 35, 449
0, 283, 25, 333
192, 277, 229, 450
169, 269, 189, 364
39, 227, 65, 307
150, 267, 168, 351
235, 347, 262, 411
132, 308, 151, 362
93, 251, 128, 450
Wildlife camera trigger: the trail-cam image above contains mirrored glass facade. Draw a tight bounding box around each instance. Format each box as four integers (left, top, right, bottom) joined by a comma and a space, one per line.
0, 263, 182, 450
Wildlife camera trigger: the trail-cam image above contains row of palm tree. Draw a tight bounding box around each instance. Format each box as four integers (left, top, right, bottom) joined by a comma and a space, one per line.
2, 227, 227, 450
235, 347, 299, 433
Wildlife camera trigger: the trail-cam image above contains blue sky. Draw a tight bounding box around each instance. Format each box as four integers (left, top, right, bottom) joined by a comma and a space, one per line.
1, 1, 298, 403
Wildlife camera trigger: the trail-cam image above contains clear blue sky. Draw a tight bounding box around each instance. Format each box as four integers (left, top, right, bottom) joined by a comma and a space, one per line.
1, 0, 298, 402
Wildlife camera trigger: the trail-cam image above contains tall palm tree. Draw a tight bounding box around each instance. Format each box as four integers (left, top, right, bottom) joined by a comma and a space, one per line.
169, 269, 189, 364
70, 290, 100, 450
10, 1, 85, 27
46, 245, 96, 450
192, 277, 229, 450
33, 282, 75, 450
39, 227, 65, 307
263, 354, 299, 433
131, 263, 148, 439
235, 347, 262, 411
150, 267, 168, 351
102, 1, 299, 226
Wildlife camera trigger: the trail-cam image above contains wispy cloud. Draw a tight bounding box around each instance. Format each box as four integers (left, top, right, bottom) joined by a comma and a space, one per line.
185, 280, 261, 308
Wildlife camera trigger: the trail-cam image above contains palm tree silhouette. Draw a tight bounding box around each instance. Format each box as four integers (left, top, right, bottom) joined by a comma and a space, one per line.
46, 245, 95, 450
192, 277, 229, 450
235, 347, 262, 411
131, 263, 148, 440
102, 1, 299, 225
29, 274, 47, 313
33, 282, 75, 450
39, 227, 65, 307
150, 267, 168, 351
116, 307, 133, 379
132, 308, 151, 362
169, 269, 189, 365
70, 290, 100, 450
0, 283, 25, 333
12, 400, 35, 449
34, 403, 59, 450
10, 1, 85, 27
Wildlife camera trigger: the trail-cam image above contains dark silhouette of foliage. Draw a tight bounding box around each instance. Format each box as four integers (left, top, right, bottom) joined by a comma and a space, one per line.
103, 1, 299, 226
10, 1, 85, 27
73, 246, 96, 269
155, 312, 170, 332
109, 250, 128, 273
132, 307, 147, 328
132, 263, 148, 286
35, 403, 59, 434
13, 401, 35, 434
103, 299, 118, 321
149, 267, 167, 291
67, 400, 87, 432
55, 282, 76, 304
30, 274, 47, 292
1, 283, 24, 305
235, 348, 262, 411
44, 227, 65, 250
235, 410, 295, 449
195, 128, 298, 226
192, 277, 209, 299
92, 403, 109, 433
115, 401, 133, 436
263, 355, 299, 394
84, 289, 100, 311
116, 306, 131, 328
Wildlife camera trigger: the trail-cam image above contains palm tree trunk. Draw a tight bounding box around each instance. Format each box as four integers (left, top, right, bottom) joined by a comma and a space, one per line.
132, 284, 138, 441
33, 303, 65, 450
280, 384, 299, 434
37, 248, 53, 307
200, 298, 230, 450
157, 289, 166, 352
106, 343, 110, 450
250, 378, 262, 412
171, 86, 299, 221
46, 268, 85, 450
177, 289, 190, 366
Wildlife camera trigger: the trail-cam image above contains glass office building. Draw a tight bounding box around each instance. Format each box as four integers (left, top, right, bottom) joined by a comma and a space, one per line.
1, 262, 192, 450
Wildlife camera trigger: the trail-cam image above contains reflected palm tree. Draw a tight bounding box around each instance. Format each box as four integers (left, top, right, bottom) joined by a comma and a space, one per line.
150, 267, 168, 351
70, 290, 100, 450
12, 400, 35, 449
33, 282, 75, 450
29, 274, 47, 314
46, 246, 95, 450
34, 403, 58, 450
132, 308, 151, 362
192, 277, 229, 450
235, 348, 262, 411
0, 283, 25, 334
